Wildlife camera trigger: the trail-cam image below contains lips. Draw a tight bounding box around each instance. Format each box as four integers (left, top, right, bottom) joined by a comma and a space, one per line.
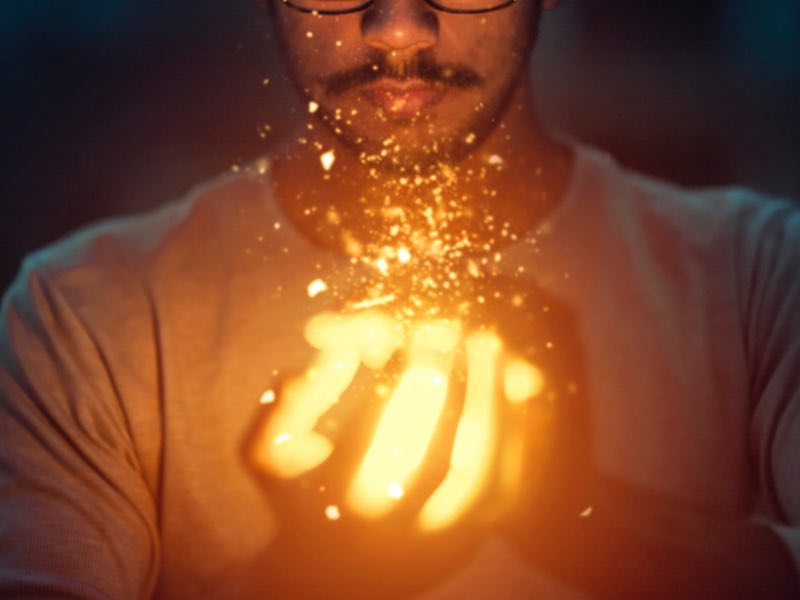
361, 79, 445, 119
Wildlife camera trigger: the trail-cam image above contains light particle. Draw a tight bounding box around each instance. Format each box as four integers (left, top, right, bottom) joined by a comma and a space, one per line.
320, 150, 336, 172
307, 278, 328, 298
387, 483, 404, 499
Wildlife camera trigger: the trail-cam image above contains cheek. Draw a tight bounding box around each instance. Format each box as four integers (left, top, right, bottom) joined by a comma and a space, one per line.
277, 14, 363, 82
440, 10, 533, 77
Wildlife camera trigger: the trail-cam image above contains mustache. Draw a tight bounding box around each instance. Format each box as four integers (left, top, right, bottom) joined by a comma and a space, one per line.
323, 54, 484, 96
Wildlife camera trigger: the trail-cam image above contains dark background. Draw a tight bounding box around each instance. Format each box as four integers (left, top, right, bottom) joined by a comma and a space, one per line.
2, 0, 799, 291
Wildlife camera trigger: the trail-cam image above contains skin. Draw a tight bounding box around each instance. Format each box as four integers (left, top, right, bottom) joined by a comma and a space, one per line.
267, 0, 572, 255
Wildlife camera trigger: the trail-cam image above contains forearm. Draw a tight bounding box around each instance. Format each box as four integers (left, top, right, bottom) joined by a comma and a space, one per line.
512, 479, 800, 600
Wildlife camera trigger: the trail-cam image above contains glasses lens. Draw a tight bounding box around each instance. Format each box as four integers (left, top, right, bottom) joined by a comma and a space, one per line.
282, 0, 369, 12
430, 0, 514, 12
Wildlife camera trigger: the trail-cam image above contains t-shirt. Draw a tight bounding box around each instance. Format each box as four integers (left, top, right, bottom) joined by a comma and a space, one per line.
1, 144, 798, 599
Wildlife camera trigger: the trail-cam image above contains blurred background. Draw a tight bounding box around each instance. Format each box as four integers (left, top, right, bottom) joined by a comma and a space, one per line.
2, 0, 799, 290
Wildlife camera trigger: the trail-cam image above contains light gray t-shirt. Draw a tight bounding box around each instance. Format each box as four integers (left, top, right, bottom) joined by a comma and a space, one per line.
1, 145, 798, 598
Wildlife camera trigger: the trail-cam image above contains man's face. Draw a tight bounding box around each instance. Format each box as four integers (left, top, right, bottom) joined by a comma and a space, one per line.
271, 0, 542, 170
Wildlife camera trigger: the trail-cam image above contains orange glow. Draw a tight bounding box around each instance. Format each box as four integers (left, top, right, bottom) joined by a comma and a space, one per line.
257, 311, 401, 479
346, 320, 460, 519
418, 331, 501, 531
504, 358, 544, 403
255, 309, 546, 531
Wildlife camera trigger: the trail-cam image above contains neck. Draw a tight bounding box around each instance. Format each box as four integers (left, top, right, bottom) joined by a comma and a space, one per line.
272, 78, 573, 259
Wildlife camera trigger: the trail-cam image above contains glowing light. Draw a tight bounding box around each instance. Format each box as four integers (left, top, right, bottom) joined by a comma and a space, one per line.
374, 257, 389, 275
350, 294, 396, 310
307, 278, 328, 298
308, 100, 319, 114
254, 312, 402, 479
418, 331, 501, 531
580, 506, 593, 518
488, 154, 504, 166
504, 359, 544, 403
255, 308, 541, 531
397, 247, 411, 264
259, 389, 276, 405
320, 150, 336, 172
347, 319, 460, 519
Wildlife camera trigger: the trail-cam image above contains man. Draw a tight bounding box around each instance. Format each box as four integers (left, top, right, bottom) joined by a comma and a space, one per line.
1, 0, 798, 598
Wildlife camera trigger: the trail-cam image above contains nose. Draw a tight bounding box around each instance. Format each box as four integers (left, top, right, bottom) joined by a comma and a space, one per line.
361, 0, 439, 57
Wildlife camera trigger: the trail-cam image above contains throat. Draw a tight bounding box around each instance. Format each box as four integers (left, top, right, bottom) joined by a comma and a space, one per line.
271, 126, 574, 261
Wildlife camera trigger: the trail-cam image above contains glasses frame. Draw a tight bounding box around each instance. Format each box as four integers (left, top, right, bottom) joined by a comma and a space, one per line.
280, 0, 517, 15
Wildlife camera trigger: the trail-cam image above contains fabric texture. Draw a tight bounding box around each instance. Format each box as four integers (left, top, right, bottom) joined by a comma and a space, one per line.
1, 144, 798, 598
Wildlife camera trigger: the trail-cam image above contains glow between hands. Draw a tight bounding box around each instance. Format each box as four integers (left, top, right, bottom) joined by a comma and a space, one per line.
253, 309, 545, 532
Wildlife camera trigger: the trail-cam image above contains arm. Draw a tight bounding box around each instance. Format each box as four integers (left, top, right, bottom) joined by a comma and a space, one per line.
0, 259, 160, 598
508, 477, 800, 600
509, 198, 800, 599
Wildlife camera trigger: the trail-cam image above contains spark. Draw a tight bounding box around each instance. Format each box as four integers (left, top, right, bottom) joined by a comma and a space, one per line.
320, 150, 336, 172
307, 278, 328, 298
387, 483, 404, 499
488, 154, 504, 166
580, 506, 593, 518
374, 257, 389, 275
350, 294, 396, 310
308, 100, 319, 114
397, 247, 411, 264
273, 433, 293, 446
325, 505, 341, 521
259, 389, 276, 404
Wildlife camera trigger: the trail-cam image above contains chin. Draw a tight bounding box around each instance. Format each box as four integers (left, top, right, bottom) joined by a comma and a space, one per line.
325, 121, 488, 174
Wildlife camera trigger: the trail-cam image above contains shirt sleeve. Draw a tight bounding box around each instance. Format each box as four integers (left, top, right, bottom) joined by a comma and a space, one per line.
743, 197, 800, 577
0, 252, 160, 599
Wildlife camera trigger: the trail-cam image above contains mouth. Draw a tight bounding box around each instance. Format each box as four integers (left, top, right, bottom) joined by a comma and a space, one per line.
361, 79, 446, 119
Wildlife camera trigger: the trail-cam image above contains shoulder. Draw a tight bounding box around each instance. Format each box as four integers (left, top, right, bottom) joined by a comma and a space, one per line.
7, 164, 272, 295
1, 164, 279, 349
572, 144, 800, 257
24, 165, 271, 277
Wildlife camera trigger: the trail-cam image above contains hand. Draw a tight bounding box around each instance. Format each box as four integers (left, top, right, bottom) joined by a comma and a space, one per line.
240, 276, 587, 598
243, 362, 484, 600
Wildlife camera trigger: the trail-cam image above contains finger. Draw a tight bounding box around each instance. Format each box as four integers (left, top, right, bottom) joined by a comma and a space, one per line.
241, 372, 304, 477
317, 352, 404, 497
396, 348, 468, 519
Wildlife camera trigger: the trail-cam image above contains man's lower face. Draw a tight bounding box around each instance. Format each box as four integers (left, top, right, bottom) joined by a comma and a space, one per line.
293, 49, 528, 170
316, 86, 493, 168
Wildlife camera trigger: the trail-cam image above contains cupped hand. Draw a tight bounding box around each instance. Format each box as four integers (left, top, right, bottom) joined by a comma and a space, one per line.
242, 361, 485, 600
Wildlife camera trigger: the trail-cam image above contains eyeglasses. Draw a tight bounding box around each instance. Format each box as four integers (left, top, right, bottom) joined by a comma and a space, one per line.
280, 0, 516, 15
